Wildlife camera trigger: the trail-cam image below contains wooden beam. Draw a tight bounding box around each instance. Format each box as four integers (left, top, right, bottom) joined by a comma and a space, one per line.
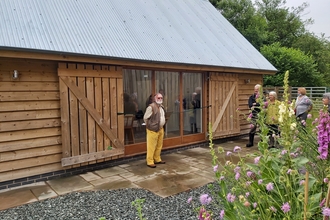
60, 76, 124, 149
61, 148, 124, 166
0, 50, 276, 75
212, 83, 237, 132
58, 69, 122, 78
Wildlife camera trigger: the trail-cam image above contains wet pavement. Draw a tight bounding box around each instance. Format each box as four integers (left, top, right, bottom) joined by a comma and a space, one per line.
0, 137, 259, 211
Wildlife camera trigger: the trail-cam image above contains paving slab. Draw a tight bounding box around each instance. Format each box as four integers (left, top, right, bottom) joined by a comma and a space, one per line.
94, 166, 128, 178
80, 172, 102, 182
176, 172, 213, 189
92, 176, 140, 190
47, 176, 92, 195
153, 184, 191, 198
0, 188, 38, 210
31, 184, 58, 201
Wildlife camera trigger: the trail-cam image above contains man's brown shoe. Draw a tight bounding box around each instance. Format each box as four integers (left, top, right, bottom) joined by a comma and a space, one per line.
147, 164, 156, 168
155, 161, 166, 164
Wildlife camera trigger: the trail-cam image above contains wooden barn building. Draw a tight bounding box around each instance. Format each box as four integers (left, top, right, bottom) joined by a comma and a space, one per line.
0, 0, 276, 189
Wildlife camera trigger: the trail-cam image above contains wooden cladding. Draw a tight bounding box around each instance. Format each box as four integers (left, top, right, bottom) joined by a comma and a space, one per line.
0, 58, 62, 182
58, 63, 125, 166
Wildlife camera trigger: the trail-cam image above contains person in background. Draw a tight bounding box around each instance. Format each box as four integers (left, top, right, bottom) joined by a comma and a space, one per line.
295, 87, 313, 121
124, 93, 136, 114
322, 92, 330, 113
246, 84, 261, 148
265, 91, 280, 148
145, 94, 153, 108
143, 93, 166, 168
189, 92, 198, 133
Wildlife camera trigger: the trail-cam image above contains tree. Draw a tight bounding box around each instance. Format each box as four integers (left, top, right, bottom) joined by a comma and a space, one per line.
255, 0, 311, 47
292, 33, 330, 84
215, 0, 268, 50
261, 43, 322, 86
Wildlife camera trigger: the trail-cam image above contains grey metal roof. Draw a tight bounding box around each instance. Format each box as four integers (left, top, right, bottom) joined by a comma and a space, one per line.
0, 0, 276, 71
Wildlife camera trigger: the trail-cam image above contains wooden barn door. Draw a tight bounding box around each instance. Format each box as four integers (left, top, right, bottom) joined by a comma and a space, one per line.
209, 73, 240, 137
58, 63, 124, 167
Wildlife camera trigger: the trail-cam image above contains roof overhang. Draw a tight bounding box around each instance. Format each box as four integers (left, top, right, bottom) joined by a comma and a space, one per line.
0, 48, 277, 75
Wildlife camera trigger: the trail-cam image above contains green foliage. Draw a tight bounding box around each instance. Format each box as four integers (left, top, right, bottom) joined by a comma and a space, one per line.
131, 198, 146, 220
210, 0, 330, 86
261, 43, 322, 86
216, 0, 267, 50
191, 71, 329, 219
292, 33, 330, 85
255, 0, 308, 47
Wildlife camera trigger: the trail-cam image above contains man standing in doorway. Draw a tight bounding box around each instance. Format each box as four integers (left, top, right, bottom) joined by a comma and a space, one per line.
143, 93, 166, 168
246, 84, 261, 148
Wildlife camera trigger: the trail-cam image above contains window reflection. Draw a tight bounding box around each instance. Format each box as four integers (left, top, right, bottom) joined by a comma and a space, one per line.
123, 69, 152, 144
183, 73, 202, 135
155, 71, 180, 138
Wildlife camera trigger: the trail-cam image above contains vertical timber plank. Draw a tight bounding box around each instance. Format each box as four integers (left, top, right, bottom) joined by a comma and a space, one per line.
94, 65, 104, 163
77, 64, 88, 166
102, 76, 111, 161
59, 77, 71, 160
86, 64, 96, 164
69, 76, 80, 168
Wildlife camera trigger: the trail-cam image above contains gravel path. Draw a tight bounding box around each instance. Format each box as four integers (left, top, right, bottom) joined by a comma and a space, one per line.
0, 182, 221, 220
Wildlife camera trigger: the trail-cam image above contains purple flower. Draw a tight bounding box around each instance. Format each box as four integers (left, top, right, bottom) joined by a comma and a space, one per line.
258, 179, 263, 185
247, 171, 253, 177
233, 146, 241, 152
187, 197, 192, 203
287, 169, 292, 174
245, 181, 252, 186
281, 202, 290, 213
234, 166, 241, 173
322, 207, 330, 217
220, 210, 225, 219
324, 178, 329, 183
226, 151, 232, 156
253, 202, 257, 208
213, 165, 218, 172
266, 182, 274, 191
235, 172, 240, 180
299, 180, 305, 185
320, 198, 326, 207
245, 192, 250, 197
200, 194, 212, 205
254, 156, 261, 164
220, 176, 225, 181
281, 150, 287, 155
226, 193, 236, 202
307, 114, 312, 119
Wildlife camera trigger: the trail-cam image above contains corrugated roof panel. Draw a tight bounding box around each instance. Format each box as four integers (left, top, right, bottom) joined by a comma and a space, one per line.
0, 0, 276, 71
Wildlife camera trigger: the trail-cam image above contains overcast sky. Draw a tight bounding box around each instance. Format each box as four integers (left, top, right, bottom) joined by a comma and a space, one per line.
282, 0, 330, 37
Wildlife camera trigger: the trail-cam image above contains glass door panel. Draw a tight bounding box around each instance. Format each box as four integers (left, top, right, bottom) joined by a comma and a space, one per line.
123, 69, 152, 144
155, 71, 180, 138
183, 73, 202, 135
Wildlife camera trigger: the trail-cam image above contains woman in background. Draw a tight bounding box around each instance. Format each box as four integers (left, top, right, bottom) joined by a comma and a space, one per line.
265, 91, 280, 148
295, 87, 313, 121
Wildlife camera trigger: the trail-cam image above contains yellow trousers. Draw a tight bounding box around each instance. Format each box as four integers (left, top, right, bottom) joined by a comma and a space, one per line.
146, 128, 164, 165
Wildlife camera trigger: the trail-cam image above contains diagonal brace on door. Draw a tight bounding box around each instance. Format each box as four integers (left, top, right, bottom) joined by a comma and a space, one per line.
212, 83, 237, 132
60, 76, 124, 149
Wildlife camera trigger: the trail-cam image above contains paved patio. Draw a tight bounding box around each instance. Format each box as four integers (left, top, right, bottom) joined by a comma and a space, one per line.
0, 137, 259, 211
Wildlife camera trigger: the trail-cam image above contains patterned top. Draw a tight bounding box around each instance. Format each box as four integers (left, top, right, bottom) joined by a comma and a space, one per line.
266, 100, 281, 124
295, 95, 313, 116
